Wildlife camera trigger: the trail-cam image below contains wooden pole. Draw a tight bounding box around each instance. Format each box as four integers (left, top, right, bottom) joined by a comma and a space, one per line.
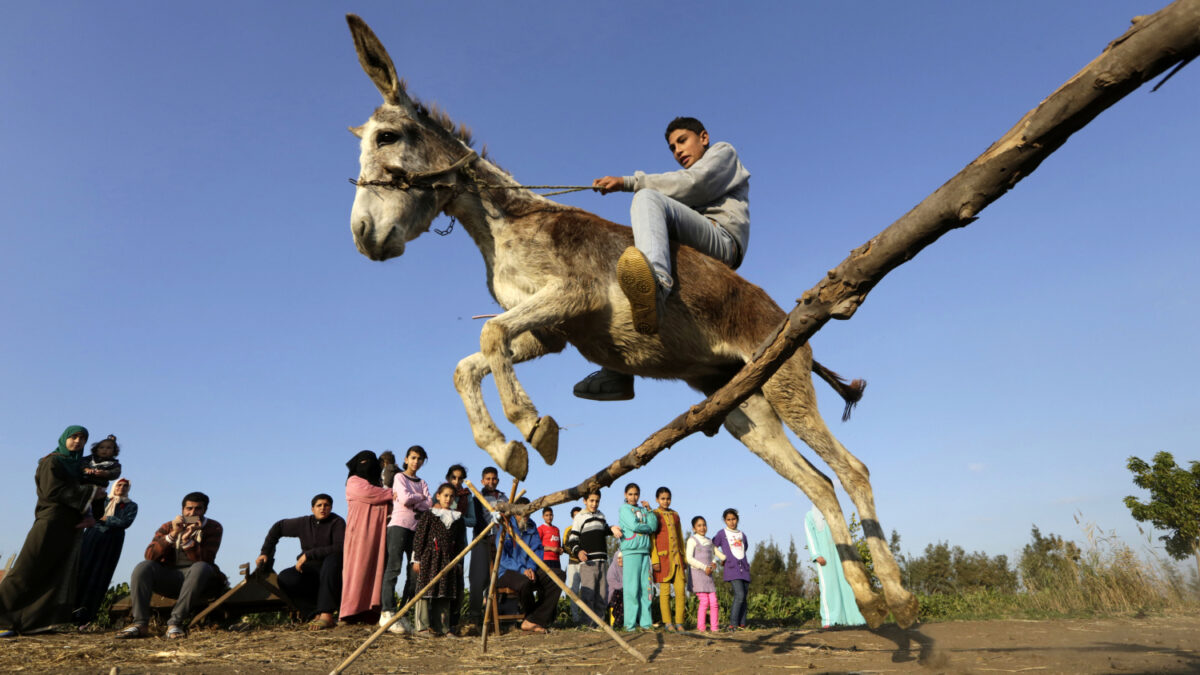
465, 481, 648, 664
479, 525, 505, 652
330, 519, 499, 675
480, 486, 523, 652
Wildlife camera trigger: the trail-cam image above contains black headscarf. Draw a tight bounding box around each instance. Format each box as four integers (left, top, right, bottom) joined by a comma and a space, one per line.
346, 450, 382, 486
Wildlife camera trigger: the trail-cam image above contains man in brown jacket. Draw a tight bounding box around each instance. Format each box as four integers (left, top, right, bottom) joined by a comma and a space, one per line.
116, 491, 226, 639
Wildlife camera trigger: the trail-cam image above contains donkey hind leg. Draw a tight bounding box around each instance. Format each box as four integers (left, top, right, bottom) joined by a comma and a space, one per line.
763, 359, 919, 628
719, 391, 890, 628
454, 330, 566, 480
478, 285, 590, 468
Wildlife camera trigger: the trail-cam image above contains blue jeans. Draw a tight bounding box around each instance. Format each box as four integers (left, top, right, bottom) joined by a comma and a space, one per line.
729, 579, 749, 627
630, 189, 739, 291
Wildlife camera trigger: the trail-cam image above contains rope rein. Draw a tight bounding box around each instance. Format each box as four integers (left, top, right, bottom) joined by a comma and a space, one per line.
348, 150, 593, 197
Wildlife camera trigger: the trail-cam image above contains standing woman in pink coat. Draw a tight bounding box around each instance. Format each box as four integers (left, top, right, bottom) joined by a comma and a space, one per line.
339, 451, 392, 623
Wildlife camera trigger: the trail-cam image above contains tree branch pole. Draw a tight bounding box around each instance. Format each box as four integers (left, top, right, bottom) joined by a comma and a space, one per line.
514, 0, 1200, 518
464, 481, 649, 664
330, 519, 499, 675
480, 486, 524, 652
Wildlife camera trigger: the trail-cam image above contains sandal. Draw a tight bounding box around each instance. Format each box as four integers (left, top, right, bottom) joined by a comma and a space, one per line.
307, 617, 335, 631
573, 368, 634, 401
166, 625, 187, 639
520, 622, 548, 634
115, 624, 148, 639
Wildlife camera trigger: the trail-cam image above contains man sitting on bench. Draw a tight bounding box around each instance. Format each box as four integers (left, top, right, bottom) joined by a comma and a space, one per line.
255, 493, 345, 630
497, 497, 562, 633
116, 491, 225, 639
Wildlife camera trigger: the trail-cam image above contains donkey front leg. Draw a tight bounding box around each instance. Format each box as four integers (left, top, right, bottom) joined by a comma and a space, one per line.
478, 287, 581, 467
454, 330, 565, 480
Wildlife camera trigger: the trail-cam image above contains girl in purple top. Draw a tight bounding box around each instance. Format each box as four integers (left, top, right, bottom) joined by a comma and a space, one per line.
379, 445, 431, 632
710, 508, 750, 630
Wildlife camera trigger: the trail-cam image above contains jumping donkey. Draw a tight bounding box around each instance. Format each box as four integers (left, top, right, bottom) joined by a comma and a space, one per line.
345, 15, 918, 628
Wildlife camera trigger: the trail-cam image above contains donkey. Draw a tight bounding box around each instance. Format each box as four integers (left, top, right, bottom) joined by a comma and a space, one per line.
345, 15, 917, 628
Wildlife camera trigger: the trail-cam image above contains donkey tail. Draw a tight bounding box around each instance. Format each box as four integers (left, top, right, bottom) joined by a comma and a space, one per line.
812, 360, 866, 422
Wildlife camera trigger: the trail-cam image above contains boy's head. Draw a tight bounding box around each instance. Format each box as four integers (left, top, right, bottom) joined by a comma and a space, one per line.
665, 116, 709, 169
570, 506, 582, 519
481, 466, 499, 489
583, 490, 601, 512
542, 507, 554, 524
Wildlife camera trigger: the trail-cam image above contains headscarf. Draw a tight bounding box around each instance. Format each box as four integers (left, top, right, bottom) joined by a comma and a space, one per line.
810, 507, 827, 533
55, 424, 88, 479
346, 450, 382, 487
103, 478, 131, 520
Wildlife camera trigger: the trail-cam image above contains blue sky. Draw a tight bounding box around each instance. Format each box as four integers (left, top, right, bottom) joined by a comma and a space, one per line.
2, 2, 1197, 591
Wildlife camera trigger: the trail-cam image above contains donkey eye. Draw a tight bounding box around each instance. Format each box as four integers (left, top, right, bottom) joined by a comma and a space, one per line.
376, 131, 401, 147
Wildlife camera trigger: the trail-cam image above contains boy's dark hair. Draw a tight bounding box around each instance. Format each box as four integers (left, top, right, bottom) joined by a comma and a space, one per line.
482, 466, 499, 478
182, 491, 210, 509
514, 496, 531, 505
542, 507, 553, 515
722, 508, 739, 520
691, 515, 705, 528
655, 486, 671, 498
446, 463, 468, 480
623, 482, 640, 494
91, 434, 120, 457
312, 493, 333, 507
665, 116, 706, 142
570, 506, 582, 516
583, 489, 602, 500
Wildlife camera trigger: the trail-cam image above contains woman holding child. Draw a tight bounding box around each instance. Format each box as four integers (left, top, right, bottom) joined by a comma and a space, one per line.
0, 426, 101, 636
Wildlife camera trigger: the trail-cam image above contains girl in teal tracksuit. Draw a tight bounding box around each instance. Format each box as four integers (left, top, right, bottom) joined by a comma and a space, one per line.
617, 483, 658, 630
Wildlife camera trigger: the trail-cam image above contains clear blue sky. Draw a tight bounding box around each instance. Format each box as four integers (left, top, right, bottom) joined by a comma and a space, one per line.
2, 2, 1197, 591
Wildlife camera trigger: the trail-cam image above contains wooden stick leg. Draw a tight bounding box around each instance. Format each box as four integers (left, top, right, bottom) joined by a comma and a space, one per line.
480, 526, 505, 652
330, 520, 498, 675
464, 481, 647, 663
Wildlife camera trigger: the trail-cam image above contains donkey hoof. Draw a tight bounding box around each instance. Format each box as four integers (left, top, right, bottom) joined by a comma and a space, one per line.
891, 593, 920, 629
860, 596, 889, 629
501, 441, 529, 481
528, 416, 559, 466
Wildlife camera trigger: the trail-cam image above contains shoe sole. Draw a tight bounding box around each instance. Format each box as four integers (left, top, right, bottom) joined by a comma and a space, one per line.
616, 247, 659, 335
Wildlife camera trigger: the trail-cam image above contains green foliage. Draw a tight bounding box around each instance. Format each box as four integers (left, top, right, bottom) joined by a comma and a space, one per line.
749, 537, 806, 598
1018, 526, 1081, 592
902, 541, 1018, 595
1124, 451, 1200, 563
846, 513, 875, 587
93, 582, 130, 628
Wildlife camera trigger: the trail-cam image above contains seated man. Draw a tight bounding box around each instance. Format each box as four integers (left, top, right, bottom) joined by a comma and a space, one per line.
116, 491, 225, 639
577, 116, 751, 400
255, 493, 345, 630
497, 497, 562, 633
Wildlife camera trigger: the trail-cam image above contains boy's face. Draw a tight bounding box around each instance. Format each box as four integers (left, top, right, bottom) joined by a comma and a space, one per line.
656, 492, 671, 509
584, 494, 600, 512
625, 487, 639, 504
311, 499, 332, 520
668, 128, 709, 168
543, 510, 553, 525
481, 471, 498, 490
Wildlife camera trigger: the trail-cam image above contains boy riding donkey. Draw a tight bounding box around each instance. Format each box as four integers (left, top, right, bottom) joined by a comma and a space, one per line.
575, 116, 750, 401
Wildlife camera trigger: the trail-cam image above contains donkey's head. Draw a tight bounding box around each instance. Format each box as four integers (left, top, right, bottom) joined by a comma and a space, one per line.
346, 15, 473, 261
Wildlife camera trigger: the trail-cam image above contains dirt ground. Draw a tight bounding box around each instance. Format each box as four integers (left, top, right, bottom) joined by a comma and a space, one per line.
3, 614, 1198, 674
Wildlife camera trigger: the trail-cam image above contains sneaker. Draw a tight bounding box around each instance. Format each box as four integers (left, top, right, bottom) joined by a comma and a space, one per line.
617, 247, 664, 335
388, 616, 412, 635
572, 368, 634, 401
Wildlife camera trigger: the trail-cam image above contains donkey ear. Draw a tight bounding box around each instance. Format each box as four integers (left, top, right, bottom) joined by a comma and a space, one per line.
346, 14, 407, 107
348, 124, 364, 139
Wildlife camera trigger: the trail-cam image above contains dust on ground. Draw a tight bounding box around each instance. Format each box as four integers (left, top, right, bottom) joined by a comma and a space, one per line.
3, 614, 1198, 674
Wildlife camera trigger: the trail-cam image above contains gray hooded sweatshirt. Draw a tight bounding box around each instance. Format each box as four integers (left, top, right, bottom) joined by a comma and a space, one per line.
620, 141, 750, 268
